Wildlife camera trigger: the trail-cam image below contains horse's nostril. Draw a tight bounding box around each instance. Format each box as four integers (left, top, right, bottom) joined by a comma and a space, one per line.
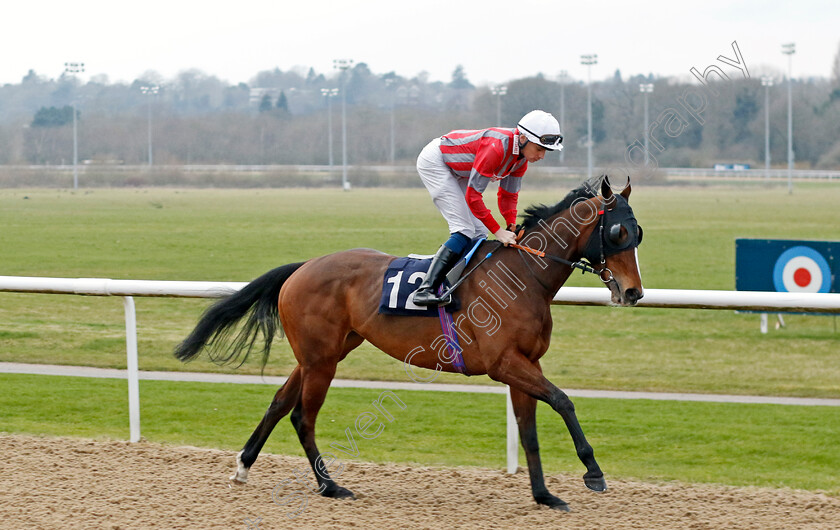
625, 288, 642, 303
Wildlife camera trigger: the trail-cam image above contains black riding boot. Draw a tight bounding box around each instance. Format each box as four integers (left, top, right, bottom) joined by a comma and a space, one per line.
412, 245, 461, 307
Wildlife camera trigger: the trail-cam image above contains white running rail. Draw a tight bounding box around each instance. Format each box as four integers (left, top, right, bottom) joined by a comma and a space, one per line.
2, 275, 840, 474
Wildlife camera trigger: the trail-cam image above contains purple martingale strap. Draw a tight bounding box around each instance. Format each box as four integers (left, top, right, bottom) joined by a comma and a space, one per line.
437, 285, 467, 375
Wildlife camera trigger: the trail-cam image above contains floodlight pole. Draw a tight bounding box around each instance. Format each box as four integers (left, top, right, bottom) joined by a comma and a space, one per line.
490, 85, 507, 127
64, 62, 85, 189
72, 102, 78, 186
581, 55, 598, 180
321, 88, 338, 169
761, 76, 774, 182
385, 78, 396, 164
782, 43, 795, 194
558, 71, 568, 163
639, 83, 654, 166
390, 90, 395, 164
334, 59, 353, 191
140, 85, 159, 166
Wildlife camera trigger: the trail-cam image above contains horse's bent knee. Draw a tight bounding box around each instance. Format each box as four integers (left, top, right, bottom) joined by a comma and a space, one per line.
548, 390, 575, 415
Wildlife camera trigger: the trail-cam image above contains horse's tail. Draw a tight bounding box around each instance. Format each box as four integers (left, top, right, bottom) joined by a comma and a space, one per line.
174, 262, 306, 369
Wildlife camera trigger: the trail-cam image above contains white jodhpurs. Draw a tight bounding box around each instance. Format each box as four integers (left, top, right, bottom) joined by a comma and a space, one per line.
416, 138, 487, 239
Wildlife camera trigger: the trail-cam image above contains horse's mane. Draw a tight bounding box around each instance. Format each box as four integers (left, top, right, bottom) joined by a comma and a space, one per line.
520, 181, 598, 230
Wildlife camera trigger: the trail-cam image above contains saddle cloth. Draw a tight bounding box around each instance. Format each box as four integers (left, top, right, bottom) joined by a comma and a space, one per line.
377, 238, 484, 317
378, 256, 468, 374
378, 257, 445, 317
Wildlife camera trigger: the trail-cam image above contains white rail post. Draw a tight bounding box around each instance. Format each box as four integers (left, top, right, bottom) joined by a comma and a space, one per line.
506, 386, 519, 473
123, 296, 141, 442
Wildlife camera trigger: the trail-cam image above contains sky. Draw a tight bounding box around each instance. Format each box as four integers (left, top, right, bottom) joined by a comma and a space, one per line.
3, 0, 838, 87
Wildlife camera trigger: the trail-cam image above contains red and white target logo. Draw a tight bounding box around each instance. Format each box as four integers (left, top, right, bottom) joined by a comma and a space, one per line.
773, 246, 831, 293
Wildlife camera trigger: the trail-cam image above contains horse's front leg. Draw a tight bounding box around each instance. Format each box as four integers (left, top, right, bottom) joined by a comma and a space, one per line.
489, 353, 606, 493
509, 386, 569, 510
548, 386, 606, 492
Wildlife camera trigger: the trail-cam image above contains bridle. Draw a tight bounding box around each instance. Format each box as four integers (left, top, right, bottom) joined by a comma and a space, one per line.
514, 241, 614, 286
512, 237, 614, 297
512, 196, 642, 292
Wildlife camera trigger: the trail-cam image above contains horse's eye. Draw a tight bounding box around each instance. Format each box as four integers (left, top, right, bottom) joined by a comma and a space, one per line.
608, 224, 623, 245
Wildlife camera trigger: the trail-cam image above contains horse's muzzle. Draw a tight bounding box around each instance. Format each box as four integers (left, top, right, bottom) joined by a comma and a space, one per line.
623, 287, 643, 306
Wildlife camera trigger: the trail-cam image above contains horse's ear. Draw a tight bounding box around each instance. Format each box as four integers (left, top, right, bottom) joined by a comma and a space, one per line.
620, 177, 632, 200
600, 176, 613, 200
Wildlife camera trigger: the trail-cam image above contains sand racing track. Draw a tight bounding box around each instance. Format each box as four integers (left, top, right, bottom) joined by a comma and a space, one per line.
2, 434, 838, 529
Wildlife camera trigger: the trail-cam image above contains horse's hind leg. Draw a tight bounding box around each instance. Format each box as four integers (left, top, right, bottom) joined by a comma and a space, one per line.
232, 365, 303, 483
290, 361, 355, 499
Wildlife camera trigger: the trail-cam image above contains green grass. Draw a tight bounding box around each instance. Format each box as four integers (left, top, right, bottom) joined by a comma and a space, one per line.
1, 373, 837, 493
1, 184, 838, 495
1, 186, 838, 397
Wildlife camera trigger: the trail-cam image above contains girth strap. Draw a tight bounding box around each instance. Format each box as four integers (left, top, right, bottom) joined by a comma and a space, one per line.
436, 285, 467, 375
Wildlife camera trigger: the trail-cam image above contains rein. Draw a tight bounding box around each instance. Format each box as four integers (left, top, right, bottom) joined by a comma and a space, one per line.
439, 238, 610, 302
513, 243, 614, 292
436, 241, 504, 301
511, 202, 615, 286
437, 197, 627, 300
511, 243, 608, 279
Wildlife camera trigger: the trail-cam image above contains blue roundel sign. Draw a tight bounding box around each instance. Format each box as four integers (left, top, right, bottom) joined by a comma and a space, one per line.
736, 239, 837, 295
773, 246, 832, 293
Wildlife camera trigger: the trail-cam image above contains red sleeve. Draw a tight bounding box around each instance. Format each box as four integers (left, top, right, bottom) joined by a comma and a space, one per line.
465, 186, 501, 234
497, 187, 519, 227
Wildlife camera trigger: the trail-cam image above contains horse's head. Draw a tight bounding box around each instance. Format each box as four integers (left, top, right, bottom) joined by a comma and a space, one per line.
518, 177, 644, 305
581, 178, 644, 306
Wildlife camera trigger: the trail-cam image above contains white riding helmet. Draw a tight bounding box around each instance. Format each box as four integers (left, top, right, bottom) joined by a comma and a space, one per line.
518, 110, 564, 151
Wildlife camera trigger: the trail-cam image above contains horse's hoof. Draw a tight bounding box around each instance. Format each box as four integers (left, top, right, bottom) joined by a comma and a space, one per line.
229, 469, 248, 484
231, 451, 249, 484
535, 494, 571, 512
584, 473, 607, 492
229, 476, 247, 485
324, 486, 356, 500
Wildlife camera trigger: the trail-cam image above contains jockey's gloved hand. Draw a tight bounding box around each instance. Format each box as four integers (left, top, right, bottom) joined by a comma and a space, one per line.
507, 223, 525, 241
494, 228, 517, 246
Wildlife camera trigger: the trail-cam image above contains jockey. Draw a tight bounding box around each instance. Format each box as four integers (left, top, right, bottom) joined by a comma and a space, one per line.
412, 110, 563, 307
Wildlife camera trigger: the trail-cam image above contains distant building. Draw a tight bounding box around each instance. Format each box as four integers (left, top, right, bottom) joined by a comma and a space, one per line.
249, 88, 280, 107
714, 163, 751, 171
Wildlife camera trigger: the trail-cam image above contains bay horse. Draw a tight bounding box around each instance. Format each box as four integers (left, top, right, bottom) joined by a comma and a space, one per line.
175, 177, 644, 511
